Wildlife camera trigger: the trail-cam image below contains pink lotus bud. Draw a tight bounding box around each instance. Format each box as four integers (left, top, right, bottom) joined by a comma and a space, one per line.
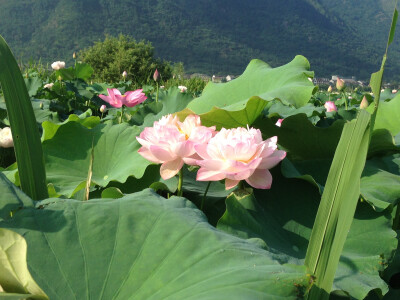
275, 119, 284, 127
327, 86, 332, 92
73, 52, 76, 59
336, 77, 345, 91
153, 69, 160, 82
360, 96, 369, 109
122, 71, 127, 78
0, 127, 14, 148
100, 105, 106, 113
324, 101, 337, 112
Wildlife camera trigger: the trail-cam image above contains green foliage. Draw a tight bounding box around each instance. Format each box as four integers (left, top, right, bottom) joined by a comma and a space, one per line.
0, 228, 48, 299
0, 34, 48, 200
79, 34, 172, 84
0, 175, 310, 299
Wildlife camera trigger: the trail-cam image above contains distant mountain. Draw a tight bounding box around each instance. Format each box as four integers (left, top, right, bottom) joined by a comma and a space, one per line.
0, 0, 399, 80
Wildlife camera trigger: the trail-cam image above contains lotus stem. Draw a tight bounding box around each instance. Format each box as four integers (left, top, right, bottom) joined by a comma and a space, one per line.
156, 82, 159, 103
177, 169, 183, 197
201, 181, 211, 211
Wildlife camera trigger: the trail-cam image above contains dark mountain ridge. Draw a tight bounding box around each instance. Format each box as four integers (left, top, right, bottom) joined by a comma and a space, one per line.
0, 0, 399, 80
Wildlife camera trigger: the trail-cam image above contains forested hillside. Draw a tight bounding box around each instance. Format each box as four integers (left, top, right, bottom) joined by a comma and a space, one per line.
0, 0, 399, 79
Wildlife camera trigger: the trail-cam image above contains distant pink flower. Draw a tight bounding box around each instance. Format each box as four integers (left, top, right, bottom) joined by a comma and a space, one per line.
392, 89, 398, 94
51, 61, 65, 70
336, 77, 345, 91
137, 114, 216, 180
99, 88, 146, 108
195, 127, 286, 190
324, 101, 337, 112
275, 119, 284, 127
178, 85, 187, 93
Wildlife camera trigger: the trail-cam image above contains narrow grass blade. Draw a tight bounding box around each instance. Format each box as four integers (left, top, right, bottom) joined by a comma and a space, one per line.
0, 35, 48, 199
370, 2, 398, 133
305, 110, 371, 299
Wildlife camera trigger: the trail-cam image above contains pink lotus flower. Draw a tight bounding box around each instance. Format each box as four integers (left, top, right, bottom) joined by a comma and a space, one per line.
195, 127, 286, 190
99, 88, 147, 108
324, 101, 337, 112
137, 114, 216, 180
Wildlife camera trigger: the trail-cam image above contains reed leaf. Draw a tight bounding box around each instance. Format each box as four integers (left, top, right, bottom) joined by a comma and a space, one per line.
305, 110, 371, 299
0, 35, 48, 199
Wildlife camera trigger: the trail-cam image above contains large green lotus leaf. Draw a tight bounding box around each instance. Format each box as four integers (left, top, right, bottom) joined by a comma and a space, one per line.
130, 87, 193, 127
0, 228, 48, 299
24, 77, 43, 97
187, 56, 315, 114
0, 173, 32, 221
367, 95, 400, 135
42, 120, 149, 197
254, 113, 345, 161
0, 177, 310, 299
217, 173, 397, 299
267, 102, 325, 125
361, 154, 400, 211
178, 96, 268, 130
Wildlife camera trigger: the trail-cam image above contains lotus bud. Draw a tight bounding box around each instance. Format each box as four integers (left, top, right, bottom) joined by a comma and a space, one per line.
392, 89, 398, 94
360, 96, 369, 109
0, 127, 14, 148
324, 101, 337, 112
73, 52, 76, 59
153, 69, 160, 82
275, 119, 283, 127
327, 85, 332, 92
336, 77, 345, 91
122, 71, 127, 78
39, 102, 44, 109
57, 75, 62, 81
100, 104, 106, 113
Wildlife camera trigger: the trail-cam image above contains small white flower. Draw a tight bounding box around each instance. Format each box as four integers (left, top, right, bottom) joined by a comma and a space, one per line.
226, 75, 232, 81
0, 127, 14, 148
178, 85, 187, 93
51, 61, 65, 70
44, 83, 54, 89
160, 85, 165, 89
392, 89, 398, 94
100, 105, 106, 113
122, 71, 128, 78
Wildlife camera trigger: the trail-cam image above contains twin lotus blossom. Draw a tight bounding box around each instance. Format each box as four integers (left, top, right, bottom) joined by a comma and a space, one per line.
137, 114, 216, 180
137, 114, 286, 190
99, 88, 147, 108
51, 61, 65, 70
0, 127, 13, 148
324, 101, 337, 112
